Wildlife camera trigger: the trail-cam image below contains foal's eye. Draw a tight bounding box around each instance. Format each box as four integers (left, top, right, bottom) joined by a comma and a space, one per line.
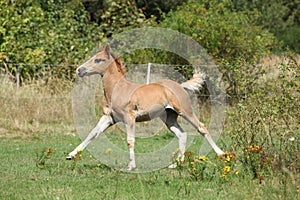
94, 58, 104, 63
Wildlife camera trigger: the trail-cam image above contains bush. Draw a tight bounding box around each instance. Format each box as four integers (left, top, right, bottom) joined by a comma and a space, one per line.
226, 55, 300, 174
161, 0, 279, 98
0, 0, 102, 79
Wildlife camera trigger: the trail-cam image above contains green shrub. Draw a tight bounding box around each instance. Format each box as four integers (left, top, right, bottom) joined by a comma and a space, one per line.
226, 56, 299, 175
161, 0, 279, 98
0, 0, 102, 79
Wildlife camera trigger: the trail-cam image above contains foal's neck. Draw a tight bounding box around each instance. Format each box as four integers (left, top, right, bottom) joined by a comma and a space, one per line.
102, 62, 126, 103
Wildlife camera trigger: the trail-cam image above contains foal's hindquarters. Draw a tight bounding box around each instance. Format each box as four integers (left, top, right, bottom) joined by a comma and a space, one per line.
156, 80, 224, 166
124, 80, 224, 169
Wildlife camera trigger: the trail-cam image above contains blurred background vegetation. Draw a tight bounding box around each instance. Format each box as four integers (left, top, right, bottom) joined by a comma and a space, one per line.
0, 0, 299, 97
1, 0, 299, 66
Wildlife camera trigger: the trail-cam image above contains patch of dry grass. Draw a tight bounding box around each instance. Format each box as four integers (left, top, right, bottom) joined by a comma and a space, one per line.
0, 74, 75, 136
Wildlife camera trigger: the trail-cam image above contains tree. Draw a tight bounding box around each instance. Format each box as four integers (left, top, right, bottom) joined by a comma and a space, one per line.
232, 0, 300, 53
135, 0, 187, 21
99, 0, 155, 37
161, 0, 279, 98
0, 0, 100, 79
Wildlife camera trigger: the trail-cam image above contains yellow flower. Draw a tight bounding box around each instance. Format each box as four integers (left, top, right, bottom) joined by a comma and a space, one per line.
105, 148, 112, 154
199, 155, 207, 161
223, 166, 231, 173
235, 171, 239, 175
97, 163, 102, 167
225, 156, 231, 162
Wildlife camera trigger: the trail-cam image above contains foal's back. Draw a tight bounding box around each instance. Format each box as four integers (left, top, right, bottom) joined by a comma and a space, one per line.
129, 79, 194, 117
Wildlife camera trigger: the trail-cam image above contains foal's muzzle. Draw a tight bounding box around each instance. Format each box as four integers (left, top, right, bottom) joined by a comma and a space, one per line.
76, 67, 88, 77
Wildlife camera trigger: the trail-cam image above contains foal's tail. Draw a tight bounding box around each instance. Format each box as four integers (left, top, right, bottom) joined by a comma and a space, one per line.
181, 71, 205, 91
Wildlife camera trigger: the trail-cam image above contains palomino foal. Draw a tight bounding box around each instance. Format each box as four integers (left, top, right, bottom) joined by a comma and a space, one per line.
67, 45, 224, 170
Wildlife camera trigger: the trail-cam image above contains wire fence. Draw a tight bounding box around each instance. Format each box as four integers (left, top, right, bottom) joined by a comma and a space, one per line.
0, 62, 78, 87
0, 62, 209, 85
0, 62, 231, 101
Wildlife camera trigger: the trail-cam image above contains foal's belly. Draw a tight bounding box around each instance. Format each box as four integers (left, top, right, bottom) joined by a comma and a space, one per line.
135, 114, 152, 122
134, 104, 173, 122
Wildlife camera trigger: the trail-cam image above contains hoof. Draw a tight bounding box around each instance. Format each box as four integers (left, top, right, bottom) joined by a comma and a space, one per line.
126, 165, 137, 171
217, 151, 225, 157
66, 155, 74, 160
168, 163, 177, 169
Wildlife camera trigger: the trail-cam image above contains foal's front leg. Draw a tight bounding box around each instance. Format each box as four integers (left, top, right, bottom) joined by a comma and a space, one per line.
125, 120, 136, 171
66, 115, 113, 159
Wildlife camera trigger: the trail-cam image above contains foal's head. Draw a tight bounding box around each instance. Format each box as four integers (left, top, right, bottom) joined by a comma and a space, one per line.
76, 44, 123, 77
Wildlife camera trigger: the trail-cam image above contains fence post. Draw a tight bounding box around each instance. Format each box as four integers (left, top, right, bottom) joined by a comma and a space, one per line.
16, 65, 20, 89
146, 63, 151, 84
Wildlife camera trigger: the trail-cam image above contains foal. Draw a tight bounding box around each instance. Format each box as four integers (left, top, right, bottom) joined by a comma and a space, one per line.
67, 45, 224, 170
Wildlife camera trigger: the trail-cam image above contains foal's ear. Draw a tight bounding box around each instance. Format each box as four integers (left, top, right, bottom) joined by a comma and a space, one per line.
105, 44, 111, 58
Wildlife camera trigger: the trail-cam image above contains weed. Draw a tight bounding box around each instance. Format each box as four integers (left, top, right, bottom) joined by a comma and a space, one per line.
34, 147, 56, 170
70, 150, 83, 171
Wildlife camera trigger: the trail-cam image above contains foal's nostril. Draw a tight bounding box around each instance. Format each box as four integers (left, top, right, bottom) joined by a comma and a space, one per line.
77, 67, 84, 73
77, 67, 87, 77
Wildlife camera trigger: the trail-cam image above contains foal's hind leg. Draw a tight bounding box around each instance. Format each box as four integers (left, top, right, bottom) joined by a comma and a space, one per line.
161, 109, 187, 168
183, 113, 224, 156
125, 119, 136, 171
66, 115, 113, 159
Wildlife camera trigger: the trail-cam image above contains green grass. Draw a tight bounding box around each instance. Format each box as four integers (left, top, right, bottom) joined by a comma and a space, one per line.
0, 66, 299, 200
0, 125, 299, 200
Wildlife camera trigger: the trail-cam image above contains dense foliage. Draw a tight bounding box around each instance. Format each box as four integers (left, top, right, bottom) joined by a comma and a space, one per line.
0, 0, 152, 78
0, 0, 103, 64
232, 0, 300, 53
0, 0, 102, 78
161, 0, 279, 97
1, 0, 299, 75
0, 0, 299, 95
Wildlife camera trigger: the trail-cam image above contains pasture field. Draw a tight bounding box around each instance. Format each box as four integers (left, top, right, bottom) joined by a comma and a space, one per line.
0, 127, 299, 200
0, 59, 299, 200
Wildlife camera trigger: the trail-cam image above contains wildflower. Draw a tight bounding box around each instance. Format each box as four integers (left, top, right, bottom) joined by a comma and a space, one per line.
223, 166, 231, 173
97, 163, 102, 168
199, 155, 207, 161
105, 148, 112, 154
172, 148, 181, 156
235, 171, 239, 175
248, 144, 262, 153
47, 148, 54, 153
220, 166, 231, 178
218, 152, 236, 162
225, 156, 231, 163
184, 151, 194, 157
